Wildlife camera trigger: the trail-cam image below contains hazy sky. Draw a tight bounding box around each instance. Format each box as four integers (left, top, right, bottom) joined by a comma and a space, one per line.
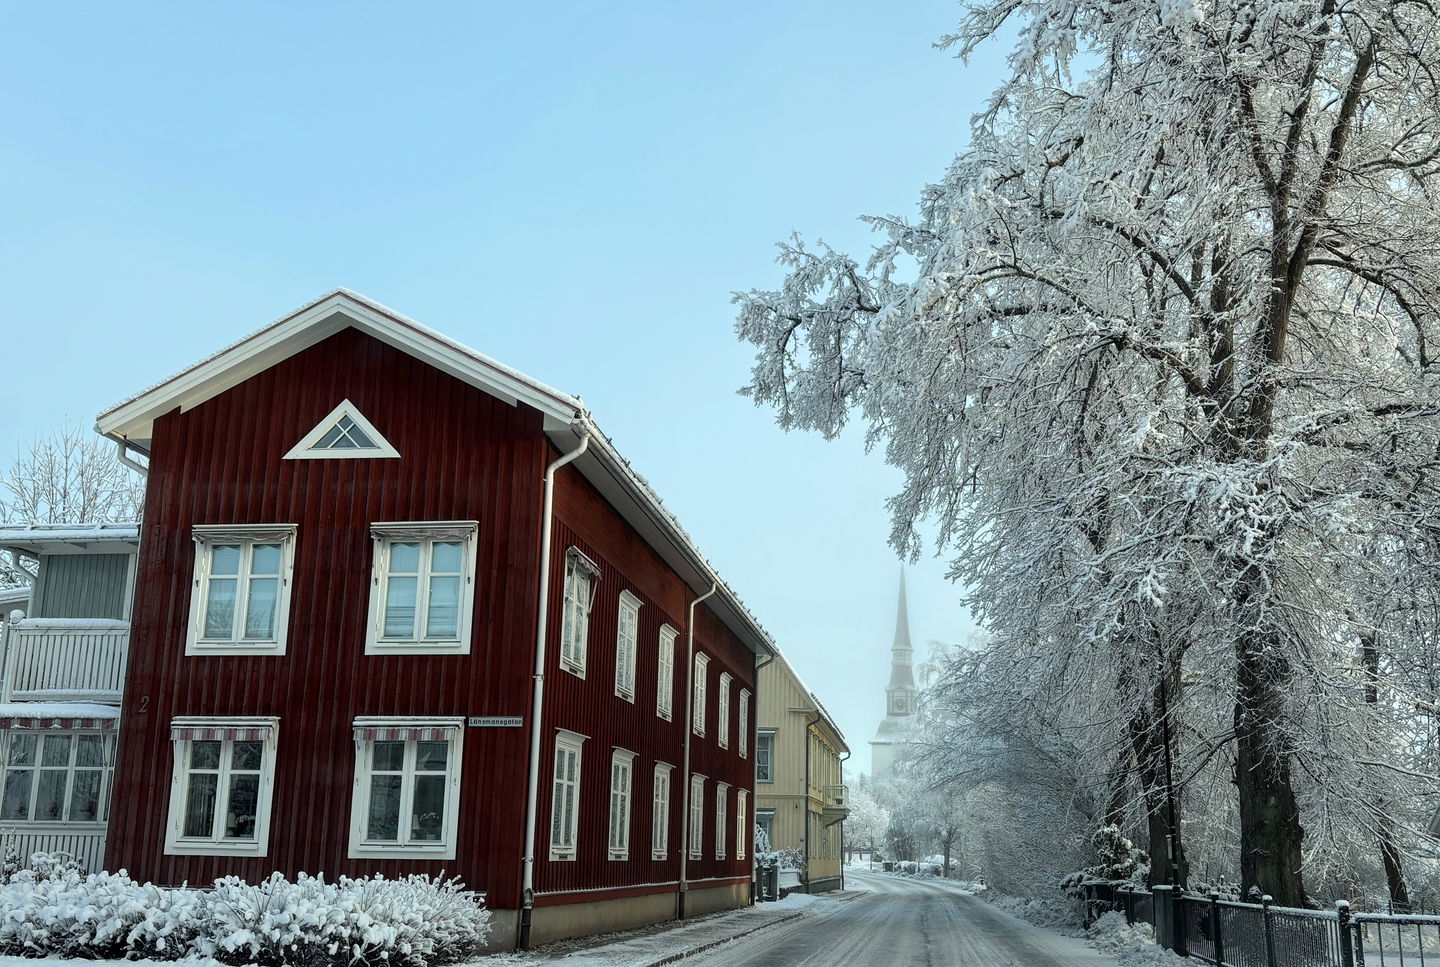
0, 1, 1007, 773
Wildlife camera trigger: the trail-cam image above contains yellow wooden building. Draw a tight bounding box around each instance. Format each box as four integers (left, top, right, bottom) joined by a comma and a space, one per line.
755, 653, 849, 893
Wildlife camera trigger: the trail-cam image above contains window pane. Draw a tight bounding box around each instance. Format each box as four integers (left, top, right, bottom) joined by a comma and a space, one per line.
372, 741, 404, 772
1, 770, 32, 820
316, 423, 349, 448
7, 735, 35, 767
244, 577, 279, 639
431, 542, 462, 573
344, 421, 375, 448
70, 770, 102, 822
231, 741, 263, 770
211, 545, 242, 575
76, 735, 107, 767
35, 770, 66, 821
41, 734, 71, 767
383, 576, 418, 637
390, 542, 421, 573
249, 544, 282, 575
367, 774, 402, 841
225, 773, 260, 840
412, 774, 446, 841
183, 772, 219, 837
426, 576, 460, 637
190, 741, 222, 770
204, 578, 238, 638
415, 741, 448, 771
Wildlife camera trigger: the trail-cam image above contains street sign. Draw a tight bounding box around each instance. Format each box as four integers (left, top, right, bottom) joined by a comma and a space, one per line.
468, 716, 523, 728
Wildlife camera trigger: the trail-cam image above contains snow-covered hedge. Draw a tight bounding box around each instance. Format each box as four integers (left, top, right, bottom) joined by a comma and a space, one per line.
0, 856, 489, 965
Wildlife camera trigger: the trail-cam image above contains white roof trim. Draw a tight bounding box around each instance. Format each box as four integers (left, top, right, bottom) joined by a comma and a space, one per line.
283, 399, 400, 460
96, 289, 582, 443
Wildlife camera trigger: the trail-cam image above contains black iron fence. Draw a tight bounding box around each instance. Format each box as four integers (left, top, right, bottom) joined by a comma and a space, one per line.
1084, 883, 1440, 967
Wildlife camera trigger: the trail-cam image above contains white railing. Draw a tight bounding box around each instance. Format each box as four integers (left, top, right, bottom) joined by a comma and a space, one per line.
2, 618, 129, 704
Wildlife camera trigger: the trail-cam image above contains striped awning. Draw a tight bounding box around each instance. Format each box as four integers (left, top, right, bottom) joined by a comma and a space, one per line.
170, 724, 271, 742
353, 724, 459, 742
1, 717, 117, 731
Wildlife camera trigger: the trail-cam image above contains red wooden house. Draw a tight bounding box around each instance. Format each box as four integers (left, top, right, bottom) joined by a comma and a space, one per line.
94, 290, 773, 949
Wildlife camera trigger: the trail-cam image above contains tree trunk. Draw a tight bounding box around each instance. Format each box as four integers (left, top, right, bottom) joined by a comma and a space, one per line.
1361, 632, 1411, 912
1129, 663, 1188, 888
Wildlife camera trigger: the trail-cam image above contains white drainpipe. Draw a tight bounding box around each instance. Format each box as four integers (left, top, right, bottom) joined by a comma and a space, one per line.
678, 582, 717, 920
518, 429, 590, 949
113, 439, 149, 477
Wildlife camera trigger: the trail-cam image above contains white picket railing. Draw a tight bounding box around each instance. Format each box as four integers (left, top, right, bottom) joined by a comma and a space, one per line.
1, 618, 129, 703
0, 827, 106, 874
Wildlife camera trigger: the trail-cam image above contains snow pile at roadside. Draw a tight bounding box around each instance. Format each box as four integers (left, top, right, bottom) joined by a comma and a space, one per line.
1085, 911, 1186, 965
986, 893, 1084, 931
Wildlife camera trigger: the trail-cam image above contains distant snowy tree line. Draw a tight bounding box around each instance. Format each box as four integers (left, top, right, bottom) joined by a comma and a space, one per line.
736, 0, 1440, 908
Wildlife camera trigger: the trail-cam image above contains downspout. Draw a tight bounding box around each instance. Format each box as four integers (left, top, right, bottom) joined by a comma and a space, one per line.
518, 429, 590, 950
113, 439, 150, 478
803, 710, 821, 893
678, 582, 717, 921
838, 748, 850, 892
750, 652, 774, 905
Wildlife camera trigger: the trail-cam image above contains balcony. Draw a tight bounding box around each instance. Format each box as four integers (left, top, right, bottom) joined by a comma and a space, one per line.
1, 618, 129, 704
821, 784, 849, 827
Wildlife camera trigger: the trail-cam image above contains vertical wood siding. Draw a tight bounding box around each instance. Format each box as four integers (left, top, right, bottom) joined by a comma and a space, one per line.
33, 555, 129, 620
106, 328, 548, 909
535, 467, 756, 904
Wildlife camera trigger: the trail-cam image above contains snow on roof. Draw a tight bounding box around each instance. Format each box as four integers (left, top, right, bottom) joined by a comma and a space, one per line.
0, 522, 141, 548
0, 702, 120, 719
0, 586, 30, 607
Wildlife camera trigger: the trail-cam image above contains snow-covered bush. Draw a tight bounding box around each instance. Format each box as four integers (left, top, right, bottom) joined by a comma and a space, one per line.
203, 872, 489, 967
0, 866, 488, 965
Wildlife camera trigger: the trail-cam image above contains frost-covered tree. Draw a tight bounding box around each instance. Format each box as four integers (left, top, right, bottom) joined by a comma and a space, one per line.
0, 423, 144, 585
736, 0, 1440, 905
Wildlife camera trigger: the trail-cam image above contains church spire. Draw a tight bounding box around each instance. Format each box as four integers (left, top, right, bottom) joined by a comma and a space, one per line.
872, 566, 918, 776
893, 566, 912, 651
888, 567, 916, 690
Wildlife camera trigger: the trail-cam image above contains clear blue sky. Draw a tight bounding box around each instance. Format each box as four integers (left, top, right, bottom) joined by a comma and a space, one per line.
0, 0, 1004, 773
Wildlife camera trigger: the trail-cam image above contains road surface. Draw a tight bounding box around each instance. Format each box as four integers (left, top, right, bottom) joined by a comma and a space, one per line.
681, 870, 1124, 967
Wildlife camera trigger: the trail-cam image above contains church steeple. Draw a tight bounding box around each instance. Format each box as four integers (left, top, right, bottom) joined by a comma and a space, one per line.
871, 567, 917, 775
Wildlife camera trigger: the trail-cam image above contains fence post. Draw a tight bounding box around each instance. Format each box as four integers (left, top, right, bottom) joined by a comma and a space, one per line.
1262, 895, 1277, 967
1336, 900, 1355, 967
1211, 892, 1225, 967
1124, 886, 1135, 926
1154, 885, 1175, 951
1172, 886, 1188, 957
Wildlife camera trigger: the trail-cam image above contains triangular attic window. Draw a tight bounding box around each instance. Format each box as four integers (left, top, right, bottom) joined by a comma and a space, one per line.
283, 400, 400, 460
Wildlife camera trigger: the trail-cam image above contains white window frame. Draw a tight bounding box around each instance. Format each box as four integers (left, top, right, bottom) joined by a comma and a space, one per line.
736, 788, 748, 860
0, 730, 115, 826
186, 524, 297, 656
608, 747, 636, 860
365, 522, 479, 655
559, 549, 600, 678
550, 728, 587, 861
652, 762, 673, 860
283, 399, 401, 460
688, 773, 705, 860
164, 716, 279, 857
756, 730, 776, 783
739, 689, 750, 759
656, 624, 676, 721
614, 591, 641, 702
717, 673, 732, 750
715, 782, 729, 860
347, 716, 464, 860
693, 653, 710, 737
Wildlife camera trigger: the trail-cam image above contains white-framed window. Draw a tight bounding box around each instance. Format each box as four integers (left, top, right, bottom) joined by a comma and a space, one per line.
651, 762, 673, 860
688, 774, 705, 860
348, 717, 464, 860
0, 731, 115, 824
560, 549, 600, 678
717, 673, 732, 749
608, 748, 636, 860
365, 522, 478, 654
656, 625, 676, 720
615, 591, 641, 701
756, 731, 775, 782
550, 729, 587, 860
739, 689, 750, 759
164, 717, 279, 856
692, 653, 709, 737
736, 788, 748, 860
186, 524, 297, 655
715, 782, 729, 860
283, 399, 401, 460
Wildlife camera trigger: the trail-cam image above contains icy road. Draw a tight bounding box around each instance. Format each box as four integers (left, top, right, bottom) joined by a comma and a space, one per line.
683, 870, 1124, 967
